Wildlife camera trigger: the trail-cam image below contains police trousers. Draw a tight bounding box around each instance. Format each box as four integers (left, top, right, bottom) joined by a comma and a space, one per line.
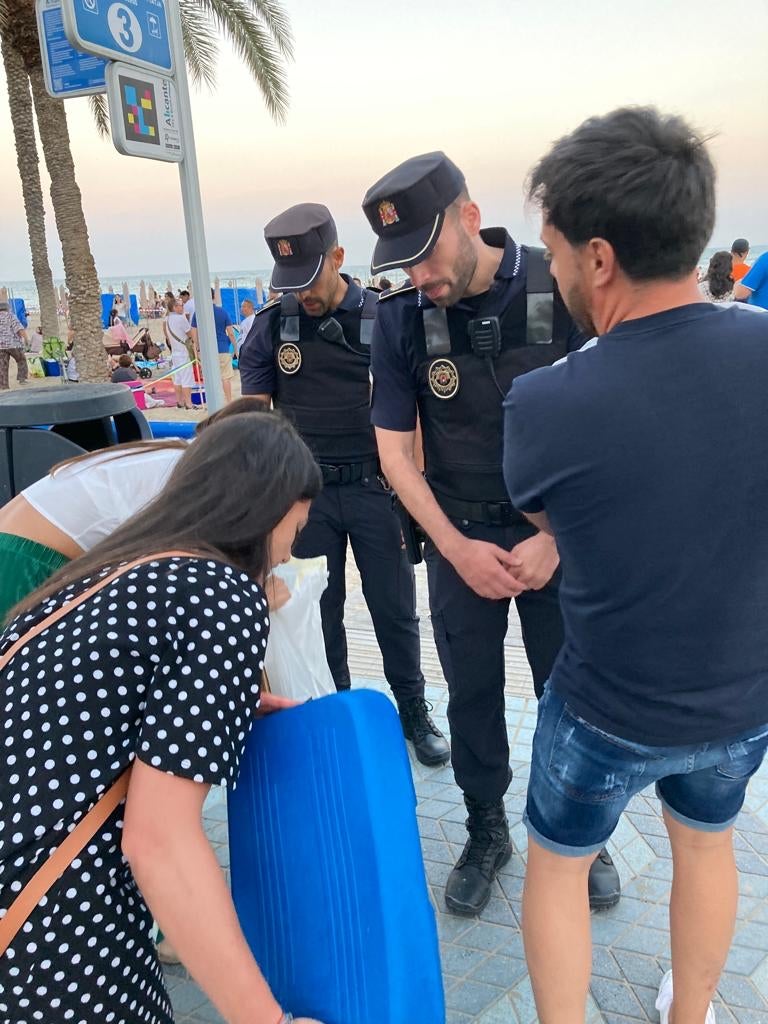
425, 518, 564, 803
292, 474, 426, 703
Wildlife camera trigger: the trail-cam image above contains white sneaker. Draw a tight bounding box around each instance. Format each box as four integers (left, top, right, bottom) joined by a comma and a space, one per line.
655, 970, 717, 1024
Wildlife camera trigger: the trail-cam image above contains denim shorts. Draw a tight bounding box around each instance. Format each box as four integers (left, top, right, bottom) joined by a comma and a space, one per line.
525, 683, 768, 857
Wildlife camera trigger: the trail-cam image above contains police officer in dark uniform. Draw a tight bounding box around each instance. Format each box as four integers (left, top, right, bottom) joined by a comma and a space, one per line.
238, 202, 449, 767
363, 154, 621, 914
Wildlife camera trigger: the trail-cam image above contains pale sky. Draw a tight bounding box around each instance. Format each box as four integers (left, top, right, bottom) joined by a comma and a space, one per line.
1, 0, 767, 281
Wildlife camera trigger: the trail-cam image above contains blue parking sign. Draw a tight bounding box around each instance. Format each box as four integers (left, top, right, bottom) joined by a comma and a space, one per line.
61, 0, 173, 74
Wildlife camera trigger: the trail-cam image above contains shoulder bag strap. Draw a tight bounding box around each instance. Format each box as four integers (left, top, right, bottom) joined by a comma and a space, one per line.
0, 548, 199, 957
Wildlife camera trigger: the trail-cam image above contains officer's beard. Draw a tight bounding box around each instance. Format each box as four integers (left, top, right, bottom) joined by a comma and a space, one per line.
565, 279, 598, 337
420, 224, 478, 307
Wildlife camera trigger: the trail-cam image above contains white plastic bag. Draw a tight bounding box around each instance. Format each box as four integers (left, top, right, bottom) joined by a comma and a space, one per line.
264, 556, 336, 700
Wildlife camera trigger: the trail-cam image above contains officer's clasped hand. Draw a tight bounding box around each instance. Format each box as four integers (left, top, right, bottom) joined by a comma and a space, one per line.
448, 537, 528, 600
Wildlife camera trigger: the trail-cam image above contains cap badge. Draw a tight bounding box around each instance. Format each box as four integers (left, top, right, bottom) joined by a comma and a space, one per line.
276, 239, 293, 257
277, 342, 302, 375
378, 200, 400, 227
428, 358, 459, 400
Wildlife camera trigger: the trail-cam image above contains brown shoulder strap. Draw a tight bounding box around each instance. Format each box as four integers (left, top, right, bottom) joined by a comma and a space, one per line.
0, 548, 199, 957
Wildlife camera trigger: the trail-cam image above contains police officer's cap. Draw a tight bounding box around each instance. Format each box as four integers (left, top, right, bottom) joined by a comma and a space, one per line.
362, 152, 466, 273
265, 203, 338, 291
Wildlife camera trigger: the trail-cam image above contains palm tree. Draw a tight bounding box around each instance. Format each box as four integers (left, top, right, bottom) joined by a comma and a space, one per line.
1, 0, 293, 382
0, 19, 59, 343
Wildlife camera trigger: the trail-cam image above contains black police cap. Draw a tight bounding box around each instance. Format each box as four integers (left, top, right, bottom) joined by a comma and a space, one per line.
264, 203, 337, 291
362, 152, 466, 273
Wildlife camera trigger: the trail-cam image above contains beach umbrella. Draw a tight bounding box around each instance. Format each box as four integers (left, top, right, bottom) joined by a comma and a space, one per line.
165, 280, 173, 295
0, 287, 7, 302
214, 277, 222, 305
139, 280, 147, 307
122, 281, 131, 322
255, 277, 264, 304
186, 280, 192, 292
107, 284, 114, 294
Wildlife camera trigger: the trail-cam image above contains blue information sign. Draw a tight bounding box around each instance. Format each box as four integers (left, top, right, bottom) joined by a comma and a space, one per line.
36, 0, 107, 99
62, 0, 173, 74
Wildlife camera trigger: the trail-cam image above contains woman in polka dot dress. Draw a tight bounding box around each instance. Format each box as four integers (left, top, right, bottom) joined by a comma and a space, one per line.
0, 412, 326, 1024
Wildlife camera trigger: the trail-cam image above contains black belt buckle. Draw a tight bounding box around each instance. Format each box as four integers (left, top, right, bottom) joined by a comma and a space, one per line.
321, 464, 342, 484
485, 502, 508, 527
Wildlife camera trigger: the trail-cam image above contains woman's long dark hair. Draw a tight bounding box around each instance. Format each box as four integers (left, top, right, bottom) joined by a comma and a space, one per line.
705, 251, 734, 299
12, 412, 322, 617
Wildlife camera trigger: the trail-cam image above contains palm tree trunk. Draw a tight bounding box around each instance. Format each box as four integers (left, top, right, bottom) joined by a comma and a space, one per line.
29, 66, 105, 382
1, 35, 59, 341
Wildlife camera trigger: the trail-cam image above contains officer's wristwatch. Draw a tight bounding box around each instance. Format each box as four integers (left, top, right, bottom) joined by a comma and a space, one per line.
278, 1015, 293, 1023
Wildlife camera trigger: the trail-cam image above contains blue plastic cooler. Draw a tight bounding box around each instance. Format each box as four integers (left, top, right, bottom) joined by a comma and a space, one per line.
228, 690, 445, 1024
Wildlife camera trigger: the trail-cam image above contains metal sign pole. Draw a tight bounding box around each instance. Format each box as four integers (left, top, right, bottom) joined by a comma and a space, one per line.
164, 0, 224, 411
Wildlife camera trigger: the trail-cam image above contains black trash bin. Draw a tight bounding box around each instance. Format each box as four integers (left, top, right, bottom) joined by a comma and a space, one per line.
0, 384, 152, 507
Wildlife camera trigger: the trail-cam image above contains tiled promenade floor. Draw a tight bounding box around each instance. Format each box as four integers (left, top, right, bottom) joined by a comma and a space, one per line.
166, 562, 768, 1023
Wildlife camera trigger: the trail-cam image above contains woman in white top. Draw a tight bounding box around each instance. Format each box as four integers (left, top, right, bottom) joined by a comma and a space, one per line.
0, 400, 289, 625
0, 441, 185, 622
164, 296, 196, 408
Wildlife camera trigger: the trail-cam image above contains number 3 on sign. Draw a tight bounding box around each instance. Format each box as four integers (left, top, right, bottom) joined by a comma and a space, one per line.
107, 3, 142, 53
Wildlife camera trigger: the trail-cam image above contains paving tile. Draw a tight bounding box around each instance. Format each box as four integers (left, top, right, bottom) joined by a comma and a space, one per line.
421, 836, 456, 865
478, 896, 518, 928
441, 936, 489, 974
733, 919, 768, 950
169, 979, 208, 1015
716, 973, 768, 1010
507, 976, 538, 1024
418, 797, 461, 819
456, 923, 515, 953
474, 995, 518, 1023
725, 946, 766, 976
613, 924, 671, 958
469, 954, 527, 989
590, 976, 646, 1017
445, 980, 503, 1015
592, 945, 623, 981
612, 949, 663, 988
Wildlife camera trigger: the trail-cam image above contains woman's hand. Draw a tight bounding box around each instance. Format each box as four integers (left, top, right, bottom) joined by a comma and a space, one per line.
264, 575, 291, 611
256, 692, 299, 716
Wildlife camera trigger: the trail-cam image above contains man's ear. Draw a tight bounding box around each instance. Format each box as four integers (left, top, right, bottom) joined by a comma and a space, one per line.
458, 201, 482, 238
587, 238, 618, 287
331, 246, 345, 271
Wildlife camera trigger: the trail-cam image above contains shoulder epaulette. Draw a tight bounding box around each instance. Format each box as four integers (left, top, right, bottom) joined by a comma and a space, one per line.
377, 283, 418, 302
255, 298, 280, 316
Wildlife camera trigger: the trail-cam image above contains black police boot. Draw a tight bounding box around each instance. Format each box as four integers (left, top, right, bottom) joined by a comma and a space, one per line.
398, 697, 450, 766
445, 796, 512, 915
588, 848, 621, 910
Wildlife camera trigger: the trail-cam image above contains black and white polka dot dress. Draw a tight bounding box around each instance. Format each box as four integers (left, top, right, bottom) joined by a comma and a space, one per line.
0, 557, 269, 1023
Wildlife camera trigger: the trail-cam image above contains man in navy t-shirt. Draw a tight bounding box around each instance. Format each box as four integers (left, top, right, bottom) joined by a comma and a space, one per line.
503, 106, 768, 1024
191, 289, 236, 403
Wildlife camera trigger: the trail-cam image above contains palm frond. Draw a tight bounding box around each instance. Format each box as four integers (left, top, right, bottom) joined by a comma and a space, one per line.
89, 92, 110, 137
178, 0, 218, 89
237, 0, 294, 60
189, 0, 291, 123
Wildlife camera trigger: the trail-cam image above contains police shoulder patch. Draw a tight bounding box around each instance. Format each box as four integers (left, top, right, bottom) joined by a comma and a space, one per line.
377, 283, 418, 303
254, 298, 281, 316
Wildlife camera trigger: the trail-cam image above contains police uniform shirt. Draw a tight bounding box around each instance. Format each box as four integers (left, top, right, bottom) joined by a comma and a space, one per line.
238, 274, 377, 463
370, 229, 584, 434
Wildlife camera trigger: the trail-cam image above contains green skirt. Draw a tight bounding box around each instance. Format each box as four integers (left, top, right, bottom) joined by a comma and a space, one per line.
0, 532, 70, 626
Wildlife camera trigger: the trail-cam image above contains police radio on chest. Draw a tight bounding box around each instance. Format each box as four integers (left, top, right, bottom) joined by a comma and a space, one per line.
468, 316, 502, 360
468, 315, 505, 398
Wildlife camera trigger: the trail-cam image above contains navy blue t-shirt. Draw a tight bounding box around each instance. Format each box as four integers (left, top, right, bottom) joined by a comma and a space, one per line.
191, 305, 232, 353
504, 302, 768, 745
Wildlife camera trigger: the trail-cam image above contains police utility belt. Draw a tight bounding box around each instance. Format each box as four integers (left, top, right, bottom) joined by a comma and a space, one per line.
318, 459, 380, 486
